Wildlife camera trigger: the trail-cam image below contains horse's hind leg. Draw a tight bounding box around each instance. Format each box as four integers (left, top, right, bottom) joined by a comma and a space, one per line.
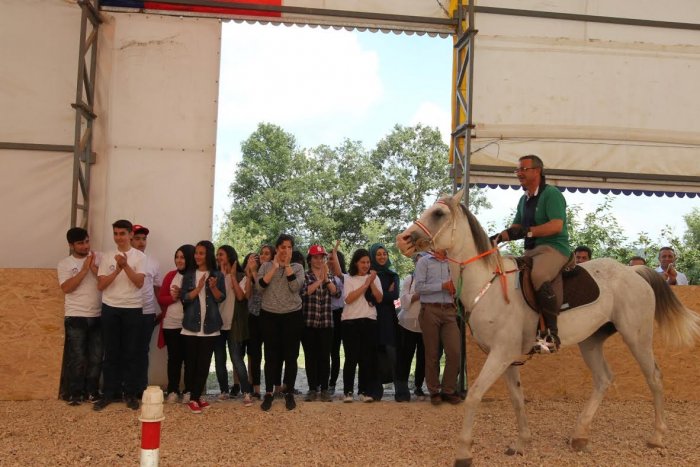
455, 352, 513, 466
622, 330, 667, 448
571, 333, 615, 451
503, 364, 532, 455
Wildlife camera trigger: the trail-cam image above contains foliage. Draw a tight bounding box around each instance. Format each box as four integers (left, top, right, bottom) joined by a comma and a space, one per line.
218, 123, 490, 279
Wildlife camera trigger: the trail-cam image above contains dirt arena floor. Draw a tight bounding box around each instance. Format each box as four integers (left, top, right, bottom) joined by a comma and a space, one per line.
1, 397, 699, 466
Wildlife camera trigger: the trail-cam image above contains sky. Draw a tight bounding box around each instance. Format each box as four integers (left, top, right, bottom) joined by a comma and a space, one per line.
214, 21, 699, 249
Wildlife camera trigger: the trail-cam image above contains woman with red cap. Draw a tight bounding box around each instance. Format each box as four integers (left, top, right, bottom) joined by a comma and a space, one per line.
301, 245, 340, 402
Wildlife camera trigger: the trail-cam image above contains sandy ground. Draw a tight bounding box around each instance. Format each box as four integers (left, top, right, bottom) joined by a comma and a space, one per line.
1, 396, 699, 466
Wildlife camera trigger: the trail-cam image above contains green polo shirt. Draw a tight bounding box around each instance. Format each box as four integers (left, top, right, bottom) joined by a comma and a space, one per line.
513, 184, 571, 257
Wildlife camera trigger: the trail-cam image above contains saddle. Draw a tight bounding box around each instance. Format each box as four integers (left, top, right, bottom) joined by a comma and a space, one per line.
515, 255, 601, 314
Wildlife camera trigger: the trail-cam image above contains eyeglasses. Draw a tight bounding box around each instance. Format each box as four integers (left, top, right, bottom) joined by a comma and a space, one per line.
513, 167, 538, 174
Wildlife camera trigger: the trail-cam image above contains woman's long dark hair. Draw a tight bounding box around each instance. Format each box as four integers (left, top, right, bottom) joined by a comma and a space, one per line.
176, 244, 195, 273
348, 248, 370, 277
218, 244, 243, 273
196, 240, 218, 272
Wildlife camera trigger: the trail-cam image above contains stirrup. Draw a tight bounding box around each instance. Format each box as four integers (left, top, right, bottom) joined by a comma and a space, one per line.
531, 330, 560, 354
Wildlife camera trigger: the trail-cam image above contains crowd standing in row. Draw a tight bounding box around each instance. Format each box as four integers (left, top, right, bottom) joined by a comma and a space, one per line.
59, 214, 689, 413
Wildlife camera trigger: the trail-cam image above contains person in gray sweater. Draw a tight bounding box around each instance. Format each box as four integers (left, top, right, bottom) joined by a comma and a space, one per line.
257, 233, 305, 411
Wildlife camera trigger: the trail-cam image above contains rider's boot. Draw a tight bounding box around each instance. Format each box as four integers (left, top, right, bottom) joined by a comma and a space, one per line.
534, 281, 560, 353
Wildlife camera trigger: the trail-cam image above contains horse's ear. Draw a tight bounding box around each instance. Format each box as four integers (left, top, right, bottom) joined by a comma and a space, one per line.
452, 189, 464, 204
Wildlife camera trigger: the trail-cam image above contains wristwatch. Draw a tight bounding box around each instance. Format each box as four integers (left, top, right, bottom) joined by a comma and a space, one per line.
526, 228, 533, 238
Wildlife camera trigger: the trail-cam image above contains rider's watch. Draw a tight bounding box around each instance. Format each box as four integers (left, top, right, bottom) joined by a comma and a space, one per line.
526, 228, 533, 238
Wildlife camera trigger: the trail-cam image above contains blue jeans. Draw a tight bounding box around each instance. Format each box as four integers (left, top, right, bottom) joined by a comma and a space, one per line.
227, 334, 252, 394
64, 316, 103, 397
101, 304, 142, 399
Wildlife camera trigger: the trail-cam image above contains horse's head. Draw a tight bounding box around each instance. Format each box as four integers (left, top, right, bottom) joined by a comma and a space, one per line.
396, 191, 463, 257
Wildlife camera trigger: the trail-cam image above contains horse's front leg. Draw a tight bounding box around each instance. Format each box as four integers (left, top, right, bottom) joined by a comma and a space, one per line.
455, 352, 514, 467
503, 364, 532, 456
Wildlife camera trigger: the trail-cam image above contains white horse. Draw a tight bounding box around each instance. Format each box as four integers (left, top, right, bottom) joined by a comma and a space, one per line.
396, 191, 700, 467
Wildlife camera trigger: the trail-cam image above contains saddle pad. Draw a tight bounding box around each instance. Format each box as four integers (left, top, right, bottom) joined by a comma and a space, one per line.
561, 266, 600, 311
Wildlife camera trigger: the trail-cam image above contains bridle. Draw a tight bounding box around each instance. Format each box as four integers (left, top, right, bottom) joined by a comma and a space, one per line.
411, 200, 517, 310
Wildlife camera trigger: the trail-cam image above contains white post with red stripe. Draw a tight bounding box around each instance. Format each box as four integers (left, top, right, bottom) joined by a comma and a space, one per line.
139, 386, 165, 466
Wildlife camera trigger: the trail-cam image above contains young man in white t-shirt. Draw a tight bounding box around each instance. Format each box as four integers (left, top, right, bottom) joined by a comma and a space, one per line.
57, 227, 103, 406
94, 219, 146, 411
130, 224, 162, 396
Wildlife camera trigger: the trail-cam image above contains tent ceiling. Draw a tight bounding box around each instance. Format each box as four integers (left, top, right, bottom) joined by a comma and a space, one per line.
99, 0, 700, 197
99, 0, 456, 35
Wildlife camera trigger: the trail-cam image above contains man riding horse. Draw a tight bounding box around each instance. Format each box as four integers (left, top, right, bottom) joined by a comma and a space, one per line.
492, 154, 570, 352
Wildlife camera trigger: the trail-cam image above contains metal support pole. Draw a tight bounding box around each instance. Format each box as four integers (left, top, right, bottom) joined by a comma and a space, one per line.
70, 0, 101, 229
451, 0, 477, 398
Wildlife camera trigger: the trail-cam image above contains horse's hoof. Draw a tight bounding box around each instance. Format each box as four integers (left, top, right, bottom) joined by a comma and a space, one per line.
504, 447, 523, 456
646, 441, 665, 449
571, 438, 588, 452
454, 458, 472, 467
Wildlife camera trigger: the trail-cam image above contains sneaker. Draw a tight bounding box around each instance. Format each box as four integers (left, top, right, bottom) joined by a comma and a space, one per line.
327, 385, 336, 395
285, 392, 296, 410
441, 392, 462, 405
343, 393, 353, 403
87, 392, 103, 404
217, 392, 230, 401
319, 391, 332, 402
430, 393, 442, 406
166, 392, 179, 404
181, 392, 191, 404
188, 401, 202, 414
93, 398, 112, 412
198, 398, 211, 409
261, 393, 274, 411
359, 394, 374, 403
67, 395, 82, 406
305, 390, 317, 402
414, 388, 426, 401
230, 384, 241, 397
243, 393, 253, 407
126, 396, 140, 410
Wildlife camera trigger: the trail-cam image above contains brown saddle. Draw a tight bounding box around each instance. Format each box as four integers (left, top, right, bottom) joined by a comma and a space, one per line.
515, 255, 601, 313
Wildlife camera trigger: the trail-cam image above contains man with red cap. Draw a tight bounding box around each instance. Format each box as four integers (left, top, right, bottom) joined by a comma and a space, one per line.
131, 224, 162, 396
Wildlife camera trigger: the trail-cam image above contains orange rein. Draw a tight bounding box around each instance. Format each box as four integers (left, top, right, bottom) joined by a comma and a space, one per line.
411, 200, 516, 306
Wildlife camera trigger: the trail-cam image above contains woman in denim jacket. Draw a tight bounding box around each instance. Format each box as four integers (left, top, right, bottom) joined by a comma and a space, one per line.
180, 240, 226, 413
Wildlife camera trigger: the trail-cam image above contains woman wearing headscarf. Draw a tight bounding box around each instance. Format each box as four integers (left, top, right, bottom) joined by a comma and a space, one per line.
157, 244, 195, 403
369, 243, 401, 401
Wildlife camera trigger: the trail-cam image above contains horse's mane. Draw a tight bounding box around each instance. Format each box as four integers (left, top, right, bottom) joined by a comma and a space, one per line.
443, 197, 499, 271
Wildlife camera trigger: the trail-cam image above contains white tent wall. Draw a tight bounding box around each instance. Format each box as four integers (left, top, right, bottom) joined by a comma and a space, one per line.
469, 0, 700, 193
0, 1, 80, 267
92, 12, 221, 269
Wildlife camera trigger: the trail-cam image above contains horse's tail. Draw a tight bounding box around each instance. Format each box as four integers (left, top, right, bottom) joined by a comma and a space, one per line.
635, 266, 700, 348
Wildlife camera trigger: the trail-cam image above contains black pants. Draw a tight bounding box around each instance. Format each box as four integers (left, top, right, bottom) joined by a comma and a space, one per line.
184, 335, 216, 400
260, 309, 303, 394
64, 316, 103, 397
247, 313, 263, 387
101, 304, 142, 399
301, 326, 333, 391
395, 325, 425, 398
163, 328, 187, 394
342, 318, 377, 396
328, 308, 343, 388
213, 330, 232, 393
137, 313, 156, 395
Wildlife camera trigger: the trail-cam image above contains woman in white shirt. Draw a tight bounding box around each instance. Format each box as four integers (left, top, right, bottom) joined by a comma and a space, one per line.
340, 248, 382, 402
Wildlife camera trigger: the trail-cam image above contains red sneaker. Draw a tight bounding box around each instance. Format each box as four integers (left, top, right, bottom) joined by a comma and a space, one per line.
187, 401, 202, 414
198, 398, 211, 409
